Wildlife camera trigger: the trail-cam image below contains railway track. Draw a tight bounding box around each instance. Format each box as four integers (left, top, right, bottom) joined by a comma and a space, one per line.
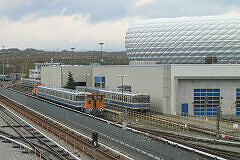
11, 85, 222, 137
7, 86, 238, 159
0, 94, 129, 160
130, 126, 240, 160
221, 117, 240, 124
0, 105, 78, 160
125, 108, 240, 140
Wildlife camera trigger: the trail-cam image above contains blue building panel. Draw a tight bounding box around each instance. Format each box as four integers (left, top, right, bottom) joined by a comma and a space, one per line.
194, 89, 201, 92
94, 77, 101, 83
194, 93, 200, 96
101, 77, 105, 82
194, 107, 217, 116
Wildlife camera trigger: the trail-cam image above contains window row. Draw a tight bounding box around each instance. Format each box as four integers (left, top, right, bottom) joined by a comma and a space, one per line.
38, 87, 85, 101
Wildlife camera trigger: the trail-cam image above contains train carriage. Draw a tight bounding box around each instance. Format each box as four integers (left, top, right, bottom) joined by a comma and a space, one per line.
20, 78, 41, 89
76, 87, 150, 111
34, 85, 104, 116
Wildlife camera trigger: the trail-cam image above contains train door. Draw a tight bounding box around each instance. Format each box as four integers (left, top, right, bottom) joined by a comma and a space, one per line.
181, 103, 188, 116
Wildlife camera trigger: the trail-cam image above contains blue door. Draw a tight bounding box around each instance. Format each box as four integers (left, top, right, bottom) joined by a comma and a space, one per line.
237, 107, 240, 116
182, 104, 188, 116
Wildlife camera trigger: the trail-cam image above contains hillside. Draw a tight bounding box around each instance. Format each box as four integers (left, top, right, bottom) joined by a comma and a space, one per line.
0, 48, 129, 74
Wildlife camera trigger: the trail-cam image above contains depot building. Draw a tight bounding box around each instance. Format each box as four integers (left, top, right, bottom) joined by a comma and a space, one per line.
40, 64, 240, 116
41, 15, 240, 116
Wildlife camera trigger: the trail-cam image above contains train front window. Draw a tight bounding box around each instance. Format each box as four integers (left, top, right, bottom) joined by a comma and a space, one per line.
87, 96, 92, 104
76, 95, 85, 101
98, 96, 103, 104
88, 96, 94, 100
139, 96, 150, 103
132, 97, 138, 103
97, 96, 102, 100
133, 96, 150, 103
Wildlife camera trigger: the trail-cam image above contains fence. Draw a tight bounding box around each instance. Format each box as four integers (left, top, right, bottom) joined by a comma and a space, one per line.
0, 87, 218, 160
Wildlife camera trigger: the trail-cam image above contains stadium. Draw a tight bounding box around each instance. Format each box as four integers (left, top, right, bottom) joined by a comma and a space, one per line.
125, 16, 240, 64
41, 16, 240, 116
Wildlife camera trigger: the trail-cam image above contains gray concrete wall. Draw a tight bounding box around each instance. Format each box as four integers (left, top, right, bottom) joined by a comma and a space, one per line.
41, 65, 60, 87
177, 79, 240, 116
171, 64, 240, 116
41, 65, 92, 88
92, 65, 168, 113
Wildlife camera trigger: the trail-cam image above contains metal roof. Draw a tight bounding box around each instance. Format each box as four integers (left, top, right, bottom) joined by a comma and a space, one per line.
39, 85, 90, 95
126, 15, 240, 64
76, 87, 149, 96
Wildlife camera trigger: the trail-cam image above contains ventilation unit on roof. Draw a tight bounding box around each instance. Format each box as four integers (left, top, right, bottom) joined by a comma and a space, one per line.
205, 56, 217, 64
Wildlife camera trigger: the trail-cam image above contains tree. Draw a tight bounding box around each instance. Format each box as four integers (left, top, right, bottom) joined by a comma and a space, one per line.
64, 71, 75, 89
23, 58, 29, 78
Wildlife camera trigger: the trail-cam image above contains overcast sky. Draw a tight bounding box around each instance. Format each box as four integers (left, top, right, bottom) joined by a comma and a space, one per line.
0, 0, 240, 51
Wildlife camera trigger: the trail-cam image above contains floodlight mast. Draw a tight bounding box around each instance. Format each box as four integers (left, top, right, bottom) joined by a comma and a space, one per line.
118, 75, 128, 119
1, 45, 5, 83
71, 47, 75, 65
98, 43, 104, 64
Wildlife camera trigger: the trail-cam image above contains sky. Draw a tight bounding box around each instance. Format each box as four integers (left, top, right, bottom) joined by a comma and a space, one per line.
0, 0, 240, 51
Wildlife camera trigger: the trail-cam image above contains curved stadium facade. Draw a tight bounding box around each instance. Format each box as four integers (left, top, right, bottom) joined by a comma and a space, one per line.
125, 16, 240, 64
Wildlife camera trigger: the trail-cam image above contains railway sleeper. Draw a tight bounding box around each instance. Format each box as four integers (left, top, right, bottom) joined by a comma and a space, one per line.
49, 144, 59, 148
61, 152, 70, 157
12, 136, 38, 139
1, 125, 27, 128
2, 139, 11, 143
33, 131, 40, 135
56, 149, 64, 153
22, 150, 30, 154
12, 145, 21, 148
42, 138, 50, 142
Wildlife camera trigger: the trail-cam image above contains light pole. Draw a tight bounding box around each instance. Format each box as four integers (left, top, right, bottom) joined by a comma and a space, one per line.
216, 97, 223, 139
71, 47, 75, 65
204, 95, 208, 120
118, 75, 128, 119
98, 43, 104, 64
60, 65, 65, 88
216, 106, 221, 139
83, 73, 90, 90
1, 45, 5, 83
60, 65, 63, 87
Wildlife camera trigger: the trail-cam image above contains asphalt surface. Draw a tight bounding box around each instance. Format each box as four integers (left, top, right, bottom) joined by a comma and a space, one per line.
0, 87, 212, 160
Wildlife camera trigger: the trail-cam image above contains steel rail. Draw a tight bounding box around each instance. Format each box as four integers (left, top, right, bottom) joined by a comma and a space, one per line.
0, 94, 123, 160
129, 126, 240, 160
0, 101, 81, 160
0, 107, 68, 160
5, 87, 231, 160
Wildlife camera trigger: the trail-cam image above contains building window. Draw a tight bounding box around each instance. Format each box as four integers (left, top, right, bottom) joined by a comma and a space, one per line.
94, 75, 105, 88
193, 89, 220, 116
236, 89, 240, 107
236, 89, 240, 116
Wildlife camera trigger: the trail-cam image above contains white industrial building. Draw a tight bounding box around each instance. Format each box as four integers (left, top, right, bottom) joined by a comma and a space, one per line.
29, 63, 60, 80
41, 15, 240, 116
41, 64, 240, 116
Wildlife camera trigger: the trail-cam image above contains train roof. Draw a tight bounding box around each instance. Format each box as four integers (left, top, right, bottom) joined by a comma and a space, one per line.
39, 85, 91, 95
76, 86, 149, 96
21, 78, 40, 83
